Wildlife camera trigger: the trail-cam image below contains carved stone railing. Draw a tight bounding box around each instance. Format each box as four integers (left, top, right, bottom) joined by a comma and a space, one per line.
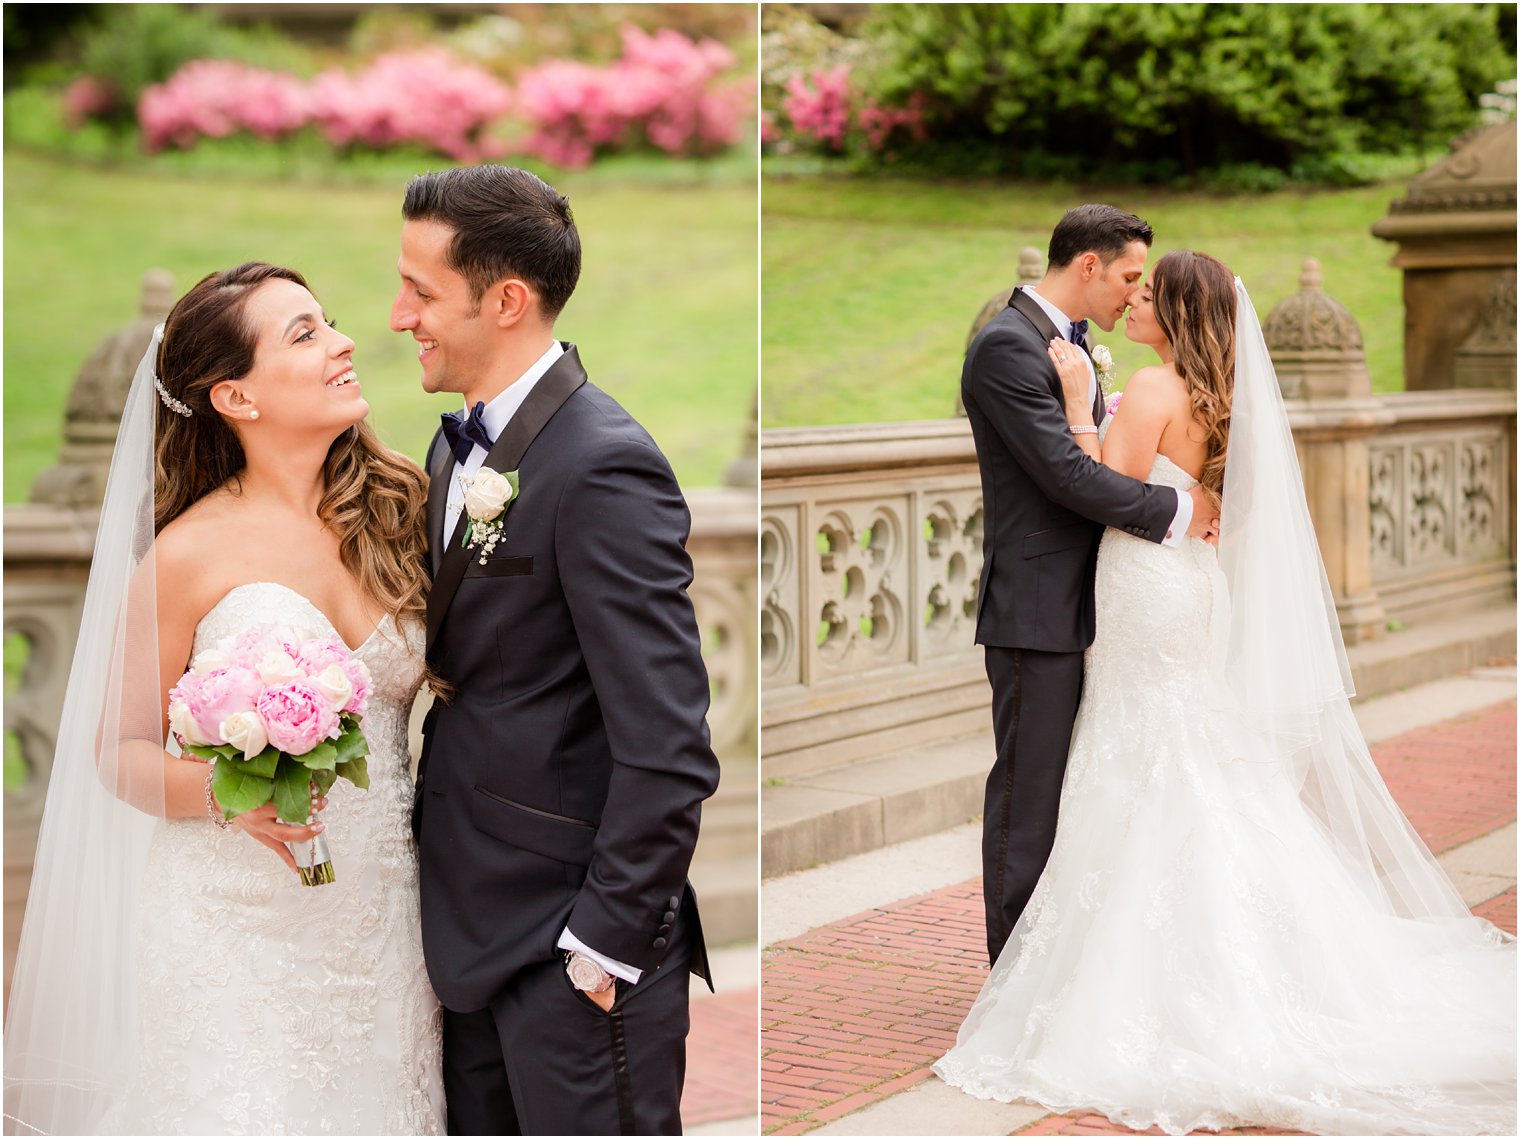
761, 395, 1518, 779
4, 490, 758, 998
1365, 390, 1516, 621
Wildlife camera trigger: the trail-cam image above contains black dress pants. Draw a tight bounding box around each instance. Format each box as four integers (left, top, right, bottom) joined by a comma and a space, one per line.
981, 645, 1085, 964
441, 926, 692, 1136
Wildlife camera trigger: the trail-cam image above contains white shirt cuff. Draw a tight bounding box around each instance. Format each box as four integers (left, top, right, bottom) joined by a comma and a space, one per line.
1162, 486, 1192, 548
557, 927, 643, 984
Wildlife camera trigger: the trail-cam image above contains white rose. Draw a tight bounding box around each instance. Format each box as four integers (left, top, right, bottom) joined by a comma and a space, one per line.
191, 647, 231, 672
256, 650, 302, 686
219, 711, 268, 760
168, 699, 210, 748
463, 469, 513, 522
1091, 344, 1114, 373
310, 663, 355, 713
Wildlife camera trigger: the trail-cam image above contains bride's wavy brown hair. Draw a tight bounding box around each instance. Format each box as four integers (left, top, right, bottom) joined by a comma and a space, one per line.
152, 262, 430, 634
1150, 250, 1236, 496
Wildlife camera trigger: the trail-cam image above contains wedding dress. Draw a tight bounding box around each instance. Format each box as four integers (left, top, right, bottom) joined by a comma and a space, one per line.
936, 287, 1516, 1136
101, 584, 444, 1135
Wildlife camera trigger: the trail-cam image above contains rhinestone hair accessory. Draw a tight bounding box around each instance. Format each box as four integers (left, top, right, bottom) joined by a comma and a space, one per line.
147, 323, 191, 417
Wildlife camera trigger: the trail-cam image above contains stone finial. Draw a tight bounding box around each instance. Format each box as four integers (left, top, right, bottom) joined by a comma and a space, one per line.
1262, 258, 1371, 399
31, 269, 176, 507
1453, 271, 1517, 389
1017, 245, 1042, 284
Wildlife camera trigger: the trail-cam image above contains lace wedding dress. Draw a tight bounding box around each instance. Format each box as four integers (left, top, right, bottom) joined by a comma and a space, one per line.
935, 452, 1516, 1136
102, 583, 444, 1135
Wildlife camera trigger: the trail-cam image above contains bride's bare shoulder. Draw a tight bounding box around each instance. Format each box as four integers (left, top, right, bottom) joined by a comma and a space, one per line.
152, 495, 243, 615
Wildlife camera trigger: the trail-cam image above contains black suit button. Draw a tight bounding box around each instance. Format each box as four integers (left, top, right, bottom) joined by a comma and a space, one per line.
658, 923, 672, 935
662, 910, 676, 923
667, 895, 680, 910
653, 937, 668, 949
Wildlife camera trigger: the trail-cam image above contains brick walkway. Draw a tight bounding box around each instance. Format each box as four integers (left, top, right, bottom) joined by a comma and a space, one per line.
761, 701, 1518, 1135
684, 986, 760, 1126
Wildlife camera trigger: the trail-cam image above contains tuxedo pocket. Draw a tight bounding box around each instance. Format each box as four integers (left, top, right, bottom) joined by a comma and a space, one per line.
1022, 522, 1092, 558
465, 554, 534, 579
471, 784, 597, 866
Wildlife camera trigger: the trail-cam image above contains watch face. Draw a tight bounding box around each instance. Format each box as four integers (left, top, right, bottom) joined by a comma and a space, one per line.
567, 954, 609, 992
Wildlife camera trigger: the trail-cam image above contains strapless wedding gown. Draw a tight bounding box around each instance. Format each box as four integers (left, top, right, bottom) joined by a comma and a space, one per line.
936, 454, 1516, 1135
104, 583, 444, 1135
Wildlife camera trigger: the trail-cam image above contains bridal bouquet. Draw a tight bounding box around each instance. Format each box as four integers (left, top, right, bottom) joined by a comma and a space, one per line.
168, 626, 372, 885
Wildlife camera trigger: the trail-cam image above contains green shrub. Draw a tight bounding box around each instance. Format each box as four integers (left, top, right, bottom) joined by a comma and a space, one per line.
850, 3, 1514, 181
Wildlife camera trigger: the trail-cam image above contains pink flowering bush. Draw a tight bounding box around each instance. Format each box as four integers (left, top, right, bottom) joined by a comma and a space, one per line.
310, 49, 512, 162
139, 60, 310, 152
776, 65, 929, 157
515, 26, 748, 169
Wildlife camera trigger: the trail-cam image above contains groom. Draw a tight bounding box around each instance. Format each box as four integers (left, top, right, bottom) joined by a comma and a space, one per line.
394, 165, 720, 1135
962, 204, 1218, 964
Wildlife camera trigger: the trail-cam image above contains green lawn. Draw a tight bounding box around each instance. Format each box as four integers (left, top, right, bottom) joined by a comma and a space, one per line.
762, 174, 1408, 428
4, 150, 758, 501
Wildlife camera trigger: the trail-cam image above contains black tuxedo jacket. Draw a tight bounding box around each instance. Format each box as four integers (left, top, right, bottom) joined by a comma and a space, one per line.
415, 344, 719, 1013
962, 287, 1177, 654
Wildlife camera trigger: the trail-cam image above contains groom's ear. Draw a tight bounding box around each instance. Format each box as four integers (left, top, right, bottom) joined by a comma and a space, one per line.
1075, 251, 1101, 281
485, 278, 536, 329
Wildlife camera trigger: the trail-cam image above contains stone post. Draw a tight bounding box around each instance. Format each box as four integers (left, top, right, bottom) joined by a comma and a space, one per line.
1371, 120, 1516, 390
956, 245, 1044, 416
1265, 259, 1392, 644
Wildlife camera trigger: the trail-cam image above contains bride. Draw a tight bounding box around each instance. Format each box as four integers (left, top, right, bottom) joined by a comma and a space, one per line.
4, 263, 445, 1134
935, 251, 1516, 1135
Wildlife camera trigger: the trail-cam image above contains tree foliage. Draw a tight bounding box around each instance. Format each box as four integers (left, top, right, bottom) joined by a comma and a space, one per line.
856, 3, 1514, 180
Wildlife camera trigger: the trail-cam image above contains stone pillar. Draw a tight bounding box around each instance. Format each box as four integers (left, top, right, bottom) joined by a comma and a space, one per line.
1371, 120, 1516, 390
1265, 258, 1392, 644
5, 270, 173, 1007
956, 245, 1044, 416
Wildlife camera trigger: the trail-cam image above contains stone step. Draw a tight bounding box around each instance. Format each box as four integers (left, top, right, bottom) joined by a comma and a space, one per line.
689, 848, 758, 947
762, 603, 1516, 879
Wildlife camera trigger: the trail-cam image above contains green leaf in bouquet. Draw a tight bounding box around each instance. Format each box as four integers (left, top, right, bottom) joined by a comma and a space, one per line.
184, 742, 242, 764
335, 756, 370, 791
210, 758, 274, 819
272, 755, 314, 824
302, 741, 339, 771
311, 767, 338, 797
332, 724, 369, 766
237, 745, 280, 779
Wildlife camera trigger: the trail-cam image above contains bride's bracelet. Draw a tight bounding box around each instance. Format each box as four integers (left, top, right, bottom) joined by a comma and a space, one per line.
204, 766, 231, 830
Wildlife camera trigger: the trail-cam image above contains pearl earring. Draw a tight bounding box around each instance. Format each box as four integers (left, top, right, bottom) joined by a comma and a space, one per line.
249, 410, 260, 421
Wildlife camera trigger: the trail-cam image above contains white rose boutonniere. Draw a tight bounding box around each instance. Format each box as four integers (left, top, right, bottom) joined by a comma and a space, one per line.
458, 467, 519, 564
1091, 344, 1115, 395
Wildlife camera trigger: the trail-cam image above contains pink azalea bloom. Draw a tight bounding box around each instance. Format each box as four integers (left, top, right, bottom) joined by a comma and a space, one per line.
257, 681, 341, 756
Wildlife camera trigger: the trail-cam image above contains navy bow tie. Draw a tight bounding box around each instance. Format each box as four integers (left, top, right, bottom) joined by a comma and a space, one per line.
441, 401, 494, 466
1069, 319, 1089, 346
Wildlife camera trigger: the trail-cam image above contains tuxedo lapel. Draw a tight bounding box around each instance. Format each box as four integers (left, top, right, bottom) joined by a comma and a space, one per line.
426, 434, 453, 578
1008, 287, 1062, 348
426, 344, 589, 648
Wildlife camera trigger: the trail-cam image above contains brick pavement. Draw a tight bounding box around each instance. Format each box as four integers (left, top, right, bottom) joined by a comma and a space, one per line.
761, 700, 1517, 1135
685, 986, 760, 1126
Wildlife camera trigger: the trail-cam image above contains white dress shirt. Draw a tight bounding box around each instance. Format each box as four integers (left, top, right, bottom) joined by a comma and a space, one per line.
1025, 287, 1192, 546
440, 339, 644, 985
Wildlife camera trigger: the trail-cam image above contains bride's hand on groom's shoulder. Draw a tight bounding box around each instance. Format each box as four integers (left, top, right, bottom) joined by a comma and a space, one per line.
1046, 339, 1091, 411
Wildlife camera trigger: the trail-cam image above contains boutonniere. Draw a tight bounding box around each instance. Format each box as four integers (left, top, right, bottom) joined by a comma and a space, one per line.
1091, 344, 1115, 395
458, 467, 519, 564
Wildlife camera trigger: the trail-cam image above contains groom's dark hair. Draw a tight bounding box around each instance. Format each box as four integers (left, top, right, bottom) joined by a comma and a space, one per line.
402, 165, 581, 319
1047, 204, 1153, 269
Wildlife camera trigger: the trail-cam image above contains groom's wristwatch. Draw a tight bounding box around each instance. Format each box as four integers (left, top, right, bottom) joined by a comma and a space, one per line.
564, 951, 615, 994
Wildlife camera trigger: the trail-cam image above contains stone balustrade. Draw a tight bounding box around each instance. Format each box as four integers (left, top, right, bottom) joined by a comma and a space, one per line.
761, 391, 1517, 779
3, 489, 758, 999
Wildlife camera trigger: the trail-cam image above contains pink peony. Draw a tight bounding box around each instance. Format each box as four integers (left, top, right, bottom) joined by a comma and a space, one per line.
257, 681, 340, 756
178, 666, 263, 746
1105, 391, 1124, 417
296, 634, 351, 677
340, 656, 371, 716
